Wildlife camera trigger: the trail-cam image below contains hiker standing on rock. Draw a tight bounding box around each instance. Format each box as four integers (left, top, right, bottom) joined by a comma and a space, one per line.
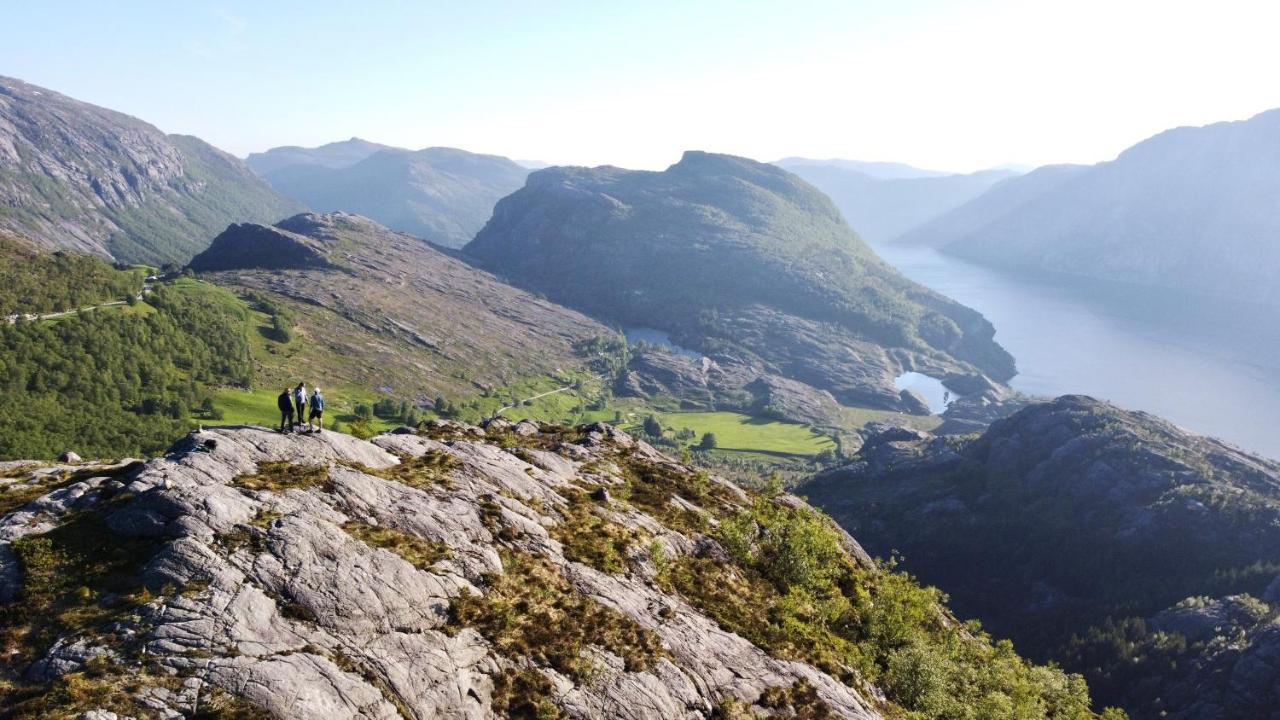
308, 386, 325, 433
277, 387, 295, 432
293, 383, 308, 430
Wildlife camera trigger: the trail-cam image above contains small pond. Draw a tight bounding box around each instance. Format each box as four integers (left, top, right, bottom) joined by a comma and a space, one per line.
623, 327, 704, 360
894, 372, 956, 415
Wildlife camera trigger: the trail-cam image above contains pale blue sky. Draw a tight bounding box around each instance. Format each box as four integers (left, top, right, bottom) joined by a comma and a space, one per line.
4, 0, 1279, 171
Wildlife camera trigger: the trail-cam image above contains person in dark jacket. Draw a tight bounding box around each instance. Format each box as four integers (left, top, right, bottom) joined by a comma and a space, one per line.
277, 388, 294, 432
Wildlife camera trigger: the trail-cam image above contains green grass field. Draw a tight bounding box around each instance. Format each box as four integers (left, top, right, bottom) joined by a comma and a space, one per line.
615, 410, 836, 458
839, 406, 944, 433
207, 386, 400, 433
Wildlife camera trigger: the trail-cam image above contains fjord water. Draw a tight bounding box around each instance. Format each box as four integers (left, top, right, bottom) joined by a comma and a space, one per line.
877, 244, 1280, 460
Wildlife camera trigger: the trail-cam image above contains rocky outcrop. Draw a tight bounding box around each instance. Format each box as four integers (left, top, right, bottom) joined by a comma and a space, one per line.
744, 375, 842, 426
188, 223, 334, 272
0, 424, 887, 718
0, 75, 301, 265
800, 395, 1280, 718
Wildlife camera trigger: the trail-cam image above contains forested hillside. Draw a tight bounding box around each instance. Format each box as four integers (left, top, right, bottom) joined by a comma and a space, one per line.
0, 232, 144, 315
0, 278, 253, 459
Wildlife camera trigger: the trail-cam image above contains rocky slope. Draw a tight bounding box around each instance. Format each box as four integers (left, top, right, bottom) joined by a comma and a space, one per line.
189, 211, 611, 402
799, 395, 1280, 718
898, 109, 1280, 307
0, 422, 1105, 718
0, 76, 301, 265
465, 152, 1015, 415
247, 141, 529, 248
774, 160, 1017, 243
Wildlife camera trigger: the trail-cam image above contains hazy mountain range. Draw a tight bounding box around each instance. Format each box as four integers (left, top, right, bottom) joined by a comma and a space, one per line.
775, 158, 1020, 242
0, 76, 300, 265
246, 139, 529, 248
774, 157, 952, 180
900, 109, 1280, 307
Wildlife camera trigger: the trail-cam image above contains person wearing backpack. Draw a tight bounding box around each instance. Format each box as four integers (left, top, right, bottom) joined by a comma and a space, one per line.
277, 388, 295, 433
293, 383, 308, 430
308, 386, 326, 433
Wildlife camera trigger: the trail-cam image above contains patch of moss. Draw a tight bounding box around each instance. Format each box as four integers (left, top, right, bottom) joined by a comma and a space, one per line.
448, 551, 664, 680
1, 656, 268, 719
1, 513, 161, 679
375, 451, 460, 490
342, 521, 451, 571
549, 490, 647, 574
478, 494, 519, 542
490, 667, 564, 720
758, 679, 836, 719
610, 451, 742, 533
216, 509, 279, 555
233, 462, 330, 492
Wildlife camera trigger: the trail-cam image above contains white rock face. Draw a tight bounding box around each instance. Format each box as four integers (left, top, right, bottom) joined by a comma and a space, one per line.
0, 424, 883, 719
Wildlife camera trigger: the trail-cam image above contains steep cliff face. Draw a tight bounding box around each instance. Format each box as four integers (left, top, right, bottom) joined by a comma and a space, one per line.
800, 395, 1280, 718
0, 422, 1104, 719
0, 76, 301, 265
466, 152, 1014, 414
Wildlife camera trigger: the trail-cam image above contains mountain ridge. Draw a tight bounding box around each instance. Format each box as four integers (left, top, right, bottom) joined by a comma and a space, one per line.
0, 75, 302, 265
246, 140, 530, 248
467, 151, 1015, 415
898, 108, 1280, 307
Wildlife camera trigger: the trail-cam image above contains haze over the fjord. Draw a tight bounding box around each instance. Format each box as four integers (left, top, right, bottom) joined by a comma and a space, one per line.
4, 0, 1280, 173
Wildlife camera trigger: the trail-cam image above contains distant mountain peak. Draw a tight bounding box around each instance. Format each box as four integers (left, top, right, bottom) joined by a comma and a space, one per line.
774, 156, 951, 180
245, 142, 529, 248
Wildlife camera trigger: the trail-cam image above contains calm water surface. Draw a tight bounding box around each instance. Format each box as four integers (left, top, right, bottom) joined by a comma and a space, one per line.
623, 327, 704, 360
876, 244, 1280, 460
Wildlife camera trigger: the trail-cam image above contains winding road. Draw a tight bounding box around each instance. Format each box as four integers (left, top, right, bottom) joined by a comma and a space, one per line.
4, 281, 154, 325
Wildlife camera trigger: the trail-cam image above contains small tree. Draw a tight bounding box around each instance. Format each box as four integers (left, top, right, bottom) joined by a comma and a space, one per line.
698, 432, 718, 450
643, 415, 663, 438
270, 314, 293, 343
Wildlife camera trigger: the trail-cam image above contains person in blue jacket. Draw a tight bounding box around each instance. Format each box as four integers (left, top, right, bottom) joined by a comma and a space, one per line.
308, 386, 325, 433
